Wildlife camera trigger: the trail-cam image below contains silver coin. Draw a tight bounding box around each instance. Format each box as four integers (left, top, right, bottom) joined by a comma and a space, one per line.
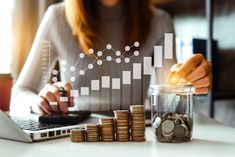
161, 119, 175, 134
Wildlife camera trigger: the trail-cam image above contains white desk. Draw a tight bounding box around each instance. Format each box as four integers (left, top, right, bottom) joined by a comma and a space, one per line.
0, 114, 235, 157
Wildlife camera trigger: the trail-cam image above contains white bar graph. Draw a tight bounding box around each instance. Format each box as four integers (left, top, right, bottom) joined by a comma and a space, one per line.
154, 46, 163, 67
80, 87, 89, 96
122, 71, 131, 84
133, 63, 142, 79
164, 33, 173, 59
70, 89, 79, 97
112, 78, 121, 89
65, 33, 174, 111
102, 76, 110, 88
143, 57, 152, 75
60, 97, 68, 102
49, 102, 58, 105
91, 80, 100, 91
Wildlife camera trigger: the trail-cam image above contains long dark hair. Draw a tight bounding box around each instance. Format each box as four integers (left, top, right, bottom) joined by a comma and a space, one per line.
65, 0, 152, 52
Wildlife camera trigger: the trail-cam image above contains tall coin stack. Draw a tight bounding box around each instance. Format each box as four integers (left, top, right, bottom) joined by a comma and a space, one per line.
130, 105, 146, 142
85, 124, 100, 142
114, 110, 130, 142
99, 118, 115, 142
70, 128, 85, 142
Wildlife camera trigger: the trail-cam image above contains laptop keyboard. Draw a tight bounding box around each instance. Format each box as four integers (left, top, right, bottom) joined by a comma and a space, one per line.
11, 118, 69, 131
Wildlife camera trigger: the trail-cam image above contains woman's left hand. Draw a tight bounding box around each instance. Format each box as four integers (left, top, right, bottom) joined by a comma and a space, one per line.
168, 54, 212, 94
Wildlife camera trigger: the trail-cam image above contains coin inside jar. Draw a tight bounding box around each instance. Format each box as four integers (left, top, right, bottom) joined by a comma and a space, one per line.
174, 124, 187, 139
153, 117, 161, 129
161, 119, 175, 134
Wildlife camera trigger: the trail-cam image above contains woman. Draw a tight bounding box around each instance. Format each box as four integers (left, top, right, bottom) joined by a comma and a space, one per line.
10, 0, 212, 115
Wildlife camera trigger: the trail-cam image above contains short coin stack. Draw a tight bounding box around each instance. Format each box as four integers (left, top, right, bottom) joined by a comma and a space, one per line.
85, 124, 100, 142
70, 128, 85, 142
99, 118, 115, 142
130, 105, 146, 142
114, 110, 130, 142
153, 113, 192, 143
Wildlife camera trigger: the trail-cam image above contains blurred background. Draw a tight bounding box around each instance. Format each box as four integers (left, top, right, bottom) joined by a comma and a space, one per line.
0, 0, 234, 126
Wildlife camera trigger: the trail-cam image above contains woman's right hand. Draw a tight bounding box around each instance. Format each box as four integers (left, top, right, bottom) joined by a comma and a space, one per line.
31, 82, 74, 115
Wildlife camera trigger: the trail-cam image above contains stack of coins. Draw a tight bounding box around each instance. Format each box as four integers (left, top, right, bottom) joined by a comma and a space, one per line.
130, 105, 146, 142
70, 128, 85, 142
99, 118, 115, 142
85, 124, 100, 142
114, 110, 130, 142
153, 113, 192, 143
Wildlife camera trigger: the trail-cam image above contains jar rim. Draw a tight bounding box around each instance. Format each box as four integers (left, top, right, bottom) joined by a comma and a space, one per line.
150, 84, 193, 93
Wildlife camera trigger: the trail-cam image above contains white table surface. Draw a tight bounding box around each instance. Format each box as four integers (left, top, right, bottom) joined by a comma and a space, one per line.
0, 113, 235, 157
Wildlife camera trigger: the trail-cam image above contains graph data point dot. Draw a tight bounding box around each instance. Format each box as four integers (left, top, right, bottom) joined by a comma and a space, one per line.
97, 60, 103, 65
70, 77, 75, 82
124, 58, 130, 63
79, 53, 85, 59
125, 46, 130, 51
52, 70, 58, 75
97, 51, 103, 56
134, 51, 140, 56
116, 58, 121, 63
79, 70, 85, 75
134, 41, 140, 47
88, 64, 94, 69
106, 56, 112, 61
70, 66, 75, 72
52, 77, 58, 82
106, 44, 112, 50
116, 51, 121, 56
88, 48, 94, 54
61, 67, 66, 72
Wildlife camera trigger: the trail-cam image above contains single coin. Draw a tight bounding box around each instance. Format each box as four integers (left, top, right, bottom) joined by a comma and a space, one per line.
174, 124, 188, 139
161, 120, 175, 134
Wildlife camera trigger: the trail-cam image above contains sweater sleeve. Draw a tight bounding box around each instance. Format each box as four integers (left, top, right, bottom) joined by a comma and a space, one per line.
10, 5, 59, 115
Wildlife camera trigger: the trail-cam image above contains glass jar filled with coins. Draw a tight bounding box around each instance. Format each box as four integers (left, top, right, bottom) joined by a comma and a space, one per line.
150, 85, 193, 143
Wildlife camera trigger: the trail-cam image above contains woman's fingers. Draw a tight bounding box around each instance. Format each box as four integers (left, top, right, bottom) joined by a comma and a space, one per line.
168, 54, 212, 95
191, 74, 212, 88
193, 87, 211, 94
38, 96, 52, 115
169, 54, 204, 84
54, 82, 73, 113
184, 60, 210, 83
36, 82, 74, 115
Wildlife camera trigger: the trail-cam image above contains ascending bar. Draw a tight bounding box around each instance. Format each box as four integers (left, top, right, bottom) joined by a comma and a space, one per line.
101, 76, 110, 111
80, 87, 89, 96
154, 46, 163, 67
90, 80, 100, 111
132, 63, 142, 105
164, 33, 173, 59
133, 63, 142, 79
70, 89, 79, 97
143, 57, 152, 75
112, 78, 121, 89
102, 76, 110, 88
122, 71, 131, 84
122, 71, 131, 110
112, 78, 121, 110
91, 80, 100, 91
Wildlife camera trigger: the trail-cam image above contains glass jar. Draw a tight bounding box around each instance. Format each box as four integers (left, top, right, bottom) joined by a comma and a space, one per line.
150, 85, 194, 143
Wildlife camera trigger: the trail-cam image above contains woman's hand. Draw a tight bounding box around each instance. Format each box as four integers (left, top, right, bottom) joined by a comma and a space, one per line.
31, 82, 74, 115
168, 54, 212, 94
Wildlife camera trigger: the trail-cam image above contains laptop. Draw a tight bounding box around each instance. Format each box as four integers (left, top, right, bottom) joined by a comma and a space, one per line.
0, 110, 96, 143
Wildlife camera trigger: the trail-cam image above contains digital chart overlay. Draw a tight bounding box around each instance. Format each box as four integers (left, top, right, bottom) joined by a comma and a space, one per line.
41, 33, 174, 111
